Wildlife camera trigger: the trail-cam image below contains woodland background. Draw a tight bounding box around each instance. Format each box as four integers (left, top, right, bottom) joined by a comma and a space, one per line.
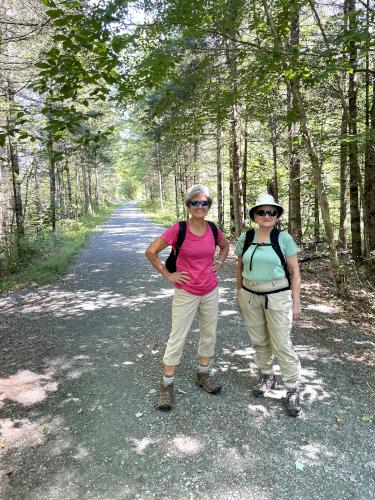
1, 0, 374, 296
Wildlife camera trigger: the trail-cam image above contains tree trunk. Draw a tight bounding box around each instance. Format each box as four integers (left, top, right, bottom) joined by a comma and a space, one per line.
82, 163, 92, 215
193, 138, 199, 184
47, 136, 56, 232
216, 125, 224, 227
339, 108, 348, 247
269, 114, 279, 203
6, 84, 24, 237
64, 157, 73, 218
226, 38, 243, 237
364, 76, 375, 252
347, 0, 362, 260
287, 14, 302, 244
242, 120, 249, 221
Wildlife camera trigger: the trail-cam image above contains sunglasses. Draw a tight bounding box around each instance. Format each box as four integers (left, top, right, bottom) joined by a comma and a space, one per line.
190, 200, 209, 207
255, 209, 278, 217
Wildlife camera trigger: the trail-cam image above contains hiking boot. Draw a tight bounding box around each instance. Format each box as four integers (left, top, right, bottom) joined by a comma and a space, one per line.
157, 383, 174, 412
286, 388, 301, 417
196, 372, 222, 394
253, 373, 277, 397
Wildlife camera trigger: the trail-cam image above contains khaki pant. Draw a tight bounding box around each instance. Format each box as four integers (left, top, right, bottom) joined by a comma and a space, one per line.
163, 287, 219, 366
238, 278, 301, 384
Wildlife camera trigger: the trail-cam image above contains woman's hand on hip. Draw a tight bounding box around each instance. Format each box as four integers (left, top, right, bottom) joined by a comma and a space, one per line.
212, 260, 223, 273
167, 271, 190, 284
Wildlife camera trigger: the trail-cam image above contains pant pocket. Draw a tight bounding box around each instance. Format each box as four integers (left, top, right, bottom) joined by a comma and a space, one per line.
267, 290, 292, 311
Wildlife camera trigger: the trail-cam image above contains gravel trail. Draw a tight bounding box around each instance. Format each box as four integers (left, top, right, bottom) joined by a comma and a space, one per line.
0, 203, 374, 500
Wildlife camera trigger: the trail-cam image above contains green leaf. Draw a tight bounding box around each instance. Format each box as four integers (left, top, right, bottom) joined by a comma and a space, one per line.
0, 133, 6, 147
46, 8, 65, 19
295, 461, 304, 471
42, 426, 49, 435
362, 416, 373, 423
41, 0, 56, 6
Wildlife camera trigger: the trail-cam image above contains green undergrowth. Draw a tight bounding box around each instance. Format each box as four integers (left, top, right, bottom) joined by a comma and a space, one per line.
138, 200, 178, 228
0, 204, 119, 293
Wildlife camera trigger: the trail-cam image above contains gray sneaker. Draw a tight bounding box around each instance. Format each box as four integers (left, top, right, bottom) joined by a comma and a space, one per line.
157, 383, 174, 411
253, 374, 277, 397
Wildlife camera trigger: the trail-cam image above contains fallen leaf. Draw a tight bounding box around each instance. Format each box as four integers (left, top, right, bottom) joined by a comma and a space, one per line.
151, 350, 159, 355
0, 442, 6, 448
77, 408, 83, 414
149, 389, 157, 394
135, 412, 143, 418
366, 462, 375, 470
295, 461, 304, 471
335, 417, 344, 426
187, 340, 193, 347
348, 474, 357, 482
362, 415, 373, 423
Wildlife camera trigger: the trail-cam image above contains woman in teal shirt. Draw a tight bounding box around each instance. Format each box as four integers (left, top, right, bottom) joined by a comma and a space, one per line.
235, 194, 302, 417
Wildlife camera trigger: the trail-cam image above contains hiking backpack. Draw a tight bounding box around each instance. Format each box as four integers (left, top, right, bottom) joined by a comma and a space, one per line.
165, 221, 219, 273
241, 227, 291, 286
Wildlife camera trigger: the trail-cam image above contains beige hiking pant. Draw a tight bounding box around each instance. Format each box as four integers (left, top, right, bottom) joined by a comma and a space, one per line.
238, 277, 301, 384
163, 287, 219, 366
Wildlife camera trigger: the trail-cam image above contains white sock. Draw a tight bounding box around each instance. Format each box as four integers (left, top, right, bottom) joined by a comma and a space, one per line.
163, 375, 174, 386
198, 364, 209, 374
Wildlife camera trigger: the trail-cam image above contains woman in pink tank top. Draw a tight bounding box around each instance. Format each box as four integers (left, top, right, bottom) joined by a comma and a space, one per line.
145, 184, 229, 411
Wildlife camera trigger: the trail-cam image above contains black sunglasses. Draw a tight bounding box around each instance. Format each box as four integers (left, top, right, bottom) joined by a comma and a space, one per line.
255, 209, 278, 217
190, 200, 209, 207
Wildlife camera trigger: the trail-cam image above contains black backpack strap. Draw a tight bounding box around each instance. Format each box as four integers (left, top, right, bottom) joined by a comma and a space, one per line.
270, 228, 291, 286
207, 221, 218, 245
175, 221, 187, 258
242, 229, 255, 257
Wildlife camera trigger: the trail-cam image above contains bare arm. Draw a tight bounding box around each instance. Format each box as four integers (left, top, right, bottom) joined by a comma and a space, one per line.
145, 237, 190, 284
236, 256, 244, 290
286, 254, 301, 320
212, 236, 230, 273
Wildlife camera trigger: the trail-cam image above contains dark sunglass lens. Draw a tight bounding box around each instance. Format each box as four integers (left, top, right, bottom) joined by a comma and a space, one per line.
201, 201, 208, 206
256, 210, 266, 216
191, 201, 198, 206
269, 210, 277, 216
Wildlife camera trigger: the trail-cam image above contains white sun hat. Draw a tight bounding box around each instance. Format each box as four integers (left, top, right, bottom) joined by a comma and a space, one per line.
249, 194, 284, 221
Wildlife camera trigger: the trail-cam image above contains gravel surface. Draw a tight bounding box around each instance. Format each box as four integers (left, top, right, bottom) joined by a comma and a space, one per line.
0, 203, 374, 500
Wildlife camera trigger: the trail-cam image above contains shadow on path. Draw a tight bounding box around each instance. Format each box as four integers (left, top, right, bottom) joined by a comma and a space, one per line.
0, 204, 374, 500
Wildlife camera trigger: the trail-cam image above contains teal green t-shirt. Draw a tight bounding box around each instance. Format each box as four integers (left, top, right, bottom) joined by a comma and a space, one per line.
235, 229, 299, 282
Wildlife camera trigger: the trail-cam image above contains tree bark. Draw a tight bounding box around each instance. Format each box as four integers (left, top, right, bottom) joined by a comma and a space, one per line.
364, 76, 375, 252
242, 120, 249, 221
216, 125, 224, 227
347, 0, 362, 260
286, 12, 302, 243
339, 108, 348, 247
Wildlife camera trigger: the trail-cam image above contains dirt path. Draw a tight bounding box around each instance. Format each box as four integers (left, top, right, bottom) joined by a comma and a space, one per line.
0, 203, 374, 500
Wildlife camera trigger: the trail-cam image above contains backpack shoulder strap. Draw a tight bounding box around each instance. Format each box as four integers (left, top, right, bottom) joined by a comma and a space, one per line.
270, 228, 291, 285
175, 221, 187, 256
242, 229, 255, 256
207, 221, 219, 245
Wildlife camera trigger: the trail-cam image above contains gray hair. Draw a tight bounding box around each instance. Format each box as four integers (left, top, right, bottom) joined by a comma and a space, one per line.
184, 184, 213, 208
